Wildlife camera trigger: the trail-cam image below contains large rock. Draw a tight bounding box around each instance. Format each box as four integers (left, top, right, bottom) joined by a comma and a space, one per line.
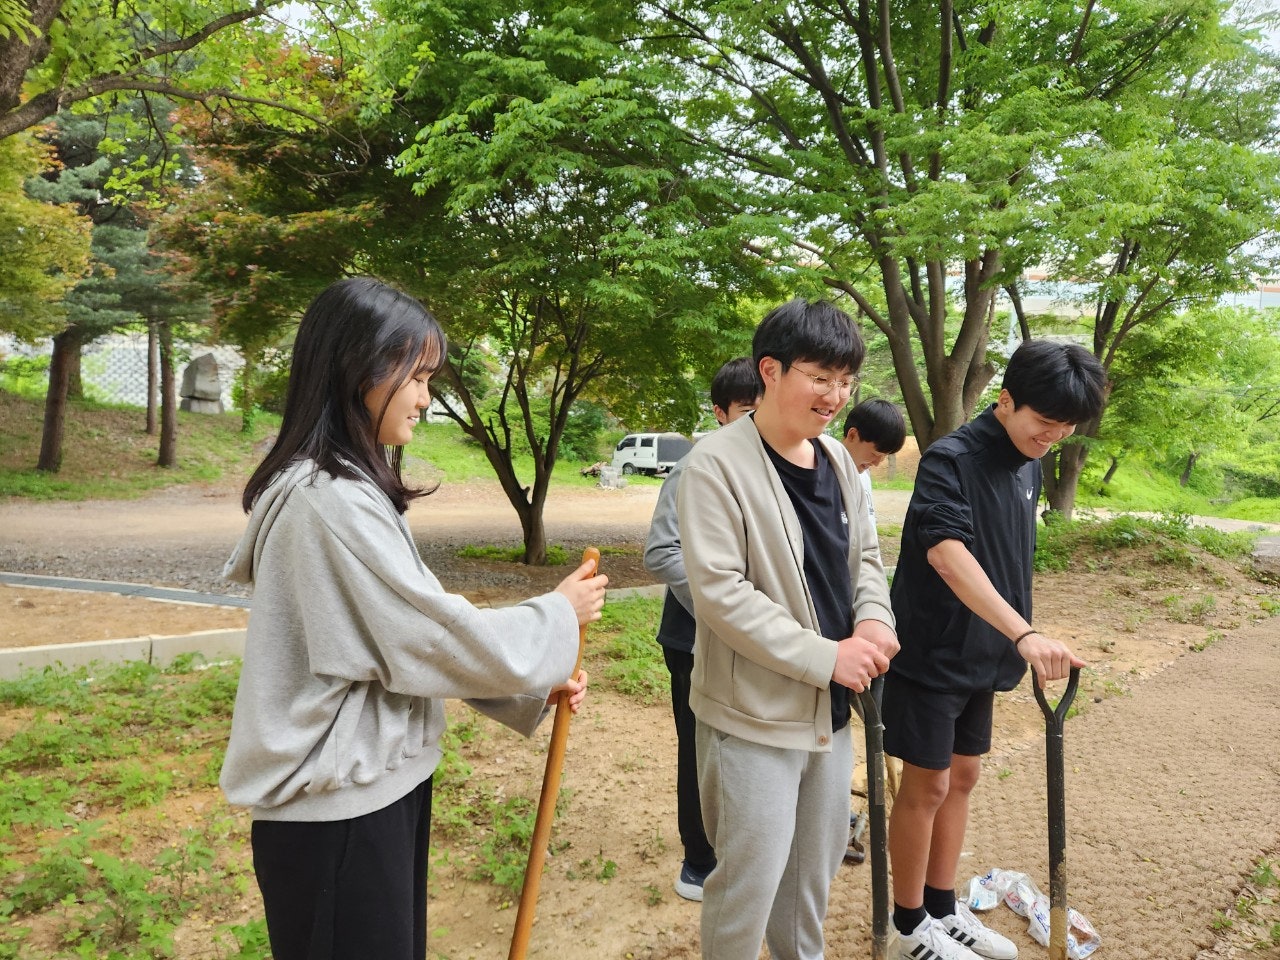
179, 353, 224, 414
1253, 535, 1280, 581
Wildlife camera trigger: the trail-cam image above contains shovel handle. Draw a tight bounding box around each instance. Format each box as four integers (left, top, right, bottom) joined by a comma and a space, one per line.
1032, 665, 1078, 960
856, 685, 889, 960
508, 547, 600, 960
1033, 665, 1080, 729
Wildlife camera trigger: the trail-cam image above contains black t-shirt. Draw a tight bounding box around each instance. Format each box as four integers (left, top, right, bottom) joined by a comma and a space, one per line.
763, 438, 854, 732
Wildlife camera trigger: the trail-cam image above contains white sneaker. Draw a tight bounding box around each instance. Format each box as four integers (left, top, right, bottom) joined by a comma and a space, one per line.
937, 902, 1018, 959
889, 916, 982, 960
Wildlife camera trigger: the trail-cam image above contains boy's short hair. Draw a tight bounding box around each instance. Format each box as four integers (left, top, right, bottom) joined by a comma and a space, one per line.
843, 399, 906, 454
752, 298, 864, 375
1002, 339, 1107, 424
711, 357, 763, 411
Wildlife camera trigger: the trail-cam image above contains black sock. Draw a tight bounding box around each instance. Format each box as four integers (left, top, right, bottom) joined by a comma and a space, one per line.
924, 884, 957, 919
893, 903, 928, 935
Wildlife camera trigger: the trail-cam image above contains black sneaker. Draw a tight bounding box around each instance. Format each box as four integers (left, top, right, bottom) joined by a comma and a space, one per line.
845, 811, 867, 864
674, 861, 712, 902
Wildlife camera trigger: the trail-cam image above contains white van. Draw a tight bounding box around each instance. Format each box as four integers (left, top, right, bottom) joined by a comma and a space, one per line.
611, 432, 694, 476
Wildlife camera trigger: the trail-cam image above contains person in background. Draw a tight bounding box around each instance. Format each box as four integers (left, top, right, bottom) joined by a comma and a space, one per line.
842, 397, 907, 539
839, 396, 907, 863
643, 356, 763, 901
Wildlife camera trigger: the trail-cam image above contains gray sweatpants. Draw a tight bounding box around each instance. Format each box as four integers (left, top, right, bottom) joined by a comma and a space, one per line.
696, 720, 854, 960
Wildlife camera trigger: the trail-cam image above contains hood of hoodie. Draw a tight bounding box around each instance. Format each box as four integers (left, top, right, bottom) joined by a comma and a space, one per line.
223, 460, 322, 587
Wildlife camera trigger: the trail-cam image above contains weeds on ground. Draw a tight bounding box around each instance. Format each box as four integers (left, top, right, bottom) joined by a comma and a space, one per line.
1214, 857, 1280, 952
0, 595, 708, 953
1035, 513, 1257, 573
0, 658, 258, 958
588, 596, 667, 703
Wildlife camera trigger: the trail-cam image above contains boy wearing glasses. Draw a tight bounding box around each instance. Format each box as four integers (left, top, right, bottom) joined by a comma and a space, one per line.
678, 298, 899, 960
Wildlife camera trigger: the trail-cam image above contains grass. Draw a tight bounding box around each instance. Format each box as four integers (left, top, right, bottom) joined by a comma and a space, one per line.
1034, 513, 1258, 574
457, 543, 573, 565
0, 595, 668, 958
1079, 458, 1280, 524
0, 390, 651, 500
0, 391, 281, 500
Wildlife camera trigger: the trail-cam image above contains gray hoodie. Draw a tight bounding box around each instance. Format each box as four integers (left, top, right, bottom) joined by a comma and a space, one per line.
219, 460, 579, 821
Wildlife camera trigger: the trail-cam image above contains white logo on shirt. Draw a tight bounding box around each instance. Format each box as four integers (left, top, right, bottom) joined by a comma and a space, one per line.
1025, 489, 1033, 499
841, 511, 848, 525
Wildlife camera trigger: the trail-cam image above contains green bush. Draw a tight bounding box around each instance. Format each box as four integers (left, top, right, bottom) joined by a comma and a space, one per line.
1035, 513, 1256, 573
0, 355, 50, 398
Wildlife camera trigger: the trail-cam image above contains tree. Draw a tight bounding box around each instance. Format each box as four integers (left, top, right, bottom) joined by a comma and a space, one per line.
21, 106, 207, 471
1033, 16, 1280, 516
1100, 306, 1280, 496
159, 2, 770, 562
389, 0, 770, 562
0, 133, 91, 340
642, 0, 1278, 471
0, 0, 349, 143
153, 85, 390, 430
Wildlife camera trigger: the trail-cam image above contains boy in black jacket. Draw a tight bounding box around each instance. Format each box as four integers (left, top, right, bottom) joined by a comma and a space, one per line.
884, 340, 1106, 960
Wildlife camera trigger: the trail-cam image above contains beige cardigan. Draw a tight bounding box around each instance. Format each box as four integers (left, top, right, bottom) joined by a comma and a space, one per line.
677, 415, 894, 752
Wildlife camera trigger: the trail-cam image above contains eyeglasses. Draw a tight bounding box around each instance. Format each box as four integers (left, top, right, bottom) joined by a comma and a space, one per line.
790, 364, 859, 397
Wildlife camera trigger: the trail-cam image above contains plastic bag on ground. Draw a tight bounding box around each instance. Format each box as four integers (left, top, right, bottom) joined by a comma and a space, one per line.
966, 867, 1101, 959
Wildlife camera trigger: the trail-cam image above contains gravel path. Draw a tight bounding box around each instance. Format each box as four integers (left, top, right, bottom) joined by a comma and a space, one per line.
0, 481, 671, 599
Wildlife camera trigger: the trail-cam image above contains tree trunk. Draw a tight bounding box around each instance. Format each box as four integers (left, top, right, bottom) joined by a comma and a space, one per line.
146, 323, 158, 435
67, 338, 83, 400
1102, 456, 1119, 485
238, 349, 256, 432
36, 328, 78, 472
157, 323, 177, 467
1045, 442, 1089, 520
518, 502, 548, 566
1179, 452, 1199, 488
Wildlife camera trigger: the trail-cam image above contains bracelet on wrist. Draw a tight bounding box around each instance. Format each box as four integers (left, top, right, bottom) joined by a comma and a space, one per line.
1012, 629, 1037, 646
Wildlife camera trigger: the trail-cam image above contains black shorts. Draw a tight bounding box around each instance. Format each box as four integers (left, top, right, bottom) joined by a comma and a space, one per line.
881, 672, 994, 770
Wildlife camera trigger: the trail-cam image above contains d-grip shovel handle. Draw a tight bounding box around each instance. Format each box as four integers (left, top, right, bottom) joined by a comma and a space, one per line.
1032, 665, 1079, 960
856, 687, 889, 960
1033, 665, 1080, 728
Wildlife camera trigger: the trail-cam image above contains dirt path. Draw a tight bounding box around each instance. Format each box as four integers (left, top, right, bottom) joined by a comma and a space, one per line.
3, 482, 1279, 960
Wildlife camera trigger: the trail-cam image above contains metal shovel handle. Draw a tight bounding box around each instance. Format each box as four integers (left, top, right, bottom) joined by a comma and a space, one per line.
1032, 666, 1079, 960
856, 684, 889, 960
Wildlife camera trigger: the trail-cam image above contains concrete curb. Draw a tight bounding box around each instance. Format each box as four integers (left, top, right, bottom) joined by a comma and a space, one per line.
0, 629, 248, 680
0, 571, 250, 608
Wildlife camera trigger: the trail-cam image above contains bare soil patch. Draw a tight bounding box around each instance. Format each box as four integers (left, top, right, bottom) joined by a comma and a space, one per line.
2, 478, 1278, 960
1, 585, 249, 649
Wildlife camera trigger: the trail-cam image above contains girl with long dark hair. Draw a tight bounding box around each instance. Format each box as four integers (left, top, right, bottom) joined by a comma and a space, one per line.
220, 277, 606, 959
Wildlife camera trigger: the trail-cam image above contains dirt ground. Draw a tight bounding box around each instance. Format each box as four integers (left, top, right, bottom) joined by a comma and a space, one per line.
2, 465, 1279, 960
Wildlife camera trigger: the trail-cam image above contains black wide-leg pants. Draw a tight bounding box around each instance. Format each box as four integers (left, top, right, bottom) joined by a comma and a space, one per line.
251, 776, 433, 960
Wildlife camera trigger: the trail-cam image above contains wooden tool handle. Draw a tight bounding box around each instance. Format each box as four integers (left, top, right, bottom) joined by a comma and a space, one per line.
508, 546, 600, 960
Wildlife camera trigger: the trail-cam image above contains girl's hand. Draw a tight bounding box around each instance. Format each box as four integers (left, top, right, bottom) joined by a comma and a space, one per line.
554, 559, 608, 626
548, 669, 589, 713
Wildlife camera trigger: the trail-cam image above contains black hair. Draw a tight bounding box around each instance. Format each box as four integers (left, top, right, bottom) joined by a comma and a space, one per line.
752, 297, 864, 375
1001, 339, 1107, 425
843, 398, 906, 454
710, 356, 762, 411
242, 277, 448, 514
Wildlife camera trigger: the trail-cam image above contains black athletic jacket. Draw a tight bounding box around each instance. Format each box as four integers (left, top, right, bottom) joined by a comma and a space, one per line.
889, 407, 1039, 693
